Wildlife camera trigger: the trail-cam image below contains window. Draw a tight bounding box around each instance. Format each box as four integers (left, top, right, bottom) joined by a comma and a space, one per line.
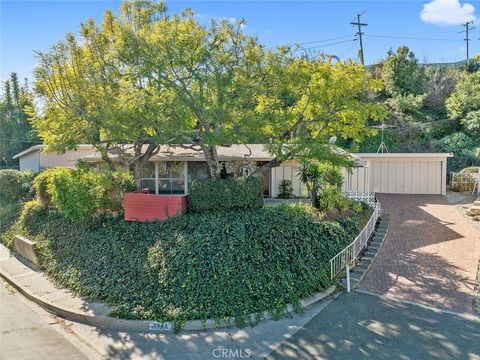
157, 162, 185, 195
139, 161, 188, 194
187, 162, 209, 184
140, 162, 156, 193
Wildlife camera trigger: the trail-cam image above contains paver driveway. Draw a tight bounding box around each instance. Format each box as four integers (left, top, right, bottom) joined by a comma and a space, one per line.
358, 194, 480, 314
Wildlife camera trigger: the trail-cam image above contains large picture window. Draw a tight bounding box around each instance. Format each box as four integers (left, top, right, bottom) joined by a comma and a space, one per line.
158, 161, 185, 194
139, 161, 185, 194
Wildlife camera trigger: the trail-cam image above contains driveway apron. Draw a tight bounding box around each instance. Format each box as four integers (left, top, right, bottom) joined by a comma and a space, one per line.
358, 194, 480, 314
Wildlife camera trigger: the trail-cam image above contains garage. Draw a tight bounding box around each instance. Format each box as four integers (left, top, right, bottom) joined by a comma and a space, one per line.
359, 153, 453, 195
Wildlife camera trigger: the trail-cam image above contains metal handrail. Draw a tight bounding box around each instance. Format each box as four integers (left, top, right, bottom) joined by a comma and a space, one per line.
330, 193, 381, 281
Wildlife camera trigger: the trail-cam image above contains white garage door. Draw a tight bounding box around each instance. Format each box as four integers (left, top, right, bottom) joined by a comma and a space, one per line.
370, 160, 443, 194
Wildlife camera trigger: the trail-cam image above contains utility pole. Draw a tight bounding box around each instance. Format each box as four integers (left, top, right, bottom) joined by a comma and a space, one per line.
351, 11, 368, 65
459, 21, 475, 61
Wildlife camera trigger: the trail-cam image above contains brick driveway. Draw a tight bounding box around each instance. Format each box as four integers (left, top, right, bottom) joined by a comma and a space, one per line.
358, 194, 480, 314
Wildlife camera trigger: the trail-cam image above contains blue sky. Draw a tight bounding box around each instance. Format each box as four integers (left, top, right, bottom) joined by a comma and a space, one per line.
1, 0, 479, 83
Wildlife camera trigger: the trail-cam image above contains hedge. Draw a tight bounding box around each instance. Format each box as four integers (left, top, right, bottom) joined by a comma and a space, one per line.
0, 169, 34, 204
33, 167, 135, 221
12, 201, 370, 331
188, 177, 263, 212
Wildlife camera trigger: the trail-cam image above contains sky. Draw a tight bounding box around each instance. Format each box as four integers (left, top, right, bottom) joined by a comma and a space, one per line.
1, 0, 479, 83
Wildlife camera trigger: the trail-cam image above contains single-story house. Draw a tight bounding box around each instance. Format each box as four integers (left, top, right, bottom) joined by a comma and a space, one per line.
13, 144, 453, 195
13, 145, 96, 172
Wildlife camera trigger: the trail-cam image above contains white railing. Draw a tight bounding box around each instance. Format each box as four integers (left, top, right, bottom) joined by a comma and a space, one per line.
330, 192, 381, 281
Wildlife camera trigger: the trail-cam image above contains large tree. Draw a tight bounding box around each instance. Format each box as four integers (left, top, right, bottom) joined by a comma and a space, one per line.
32, 0, 267, 179
32, 0, 385, 180
31, 2, 175, 183
0, 73, 38, 166
255, 56, 387, 171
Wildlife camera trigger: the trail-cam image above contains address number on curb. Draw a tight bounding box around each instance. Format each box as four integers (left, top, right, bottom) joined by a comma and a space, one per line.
149, 321, 172, 331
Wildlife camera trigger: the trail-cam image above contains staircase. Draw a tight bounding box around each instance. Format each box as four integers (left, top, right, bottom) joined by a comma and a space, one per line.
344, 214, 390, 289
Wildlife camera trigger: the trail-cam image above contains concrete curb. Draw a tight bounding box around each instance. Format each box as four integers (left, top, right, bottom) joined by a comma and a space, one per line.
355, 288, 480, 322
0, 245, 336, 334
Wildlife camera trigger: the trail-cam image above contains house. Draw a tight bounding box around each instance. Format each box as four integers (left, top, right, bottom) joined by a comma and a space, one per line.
13, 144, 453, 196
12, 145, 96, 172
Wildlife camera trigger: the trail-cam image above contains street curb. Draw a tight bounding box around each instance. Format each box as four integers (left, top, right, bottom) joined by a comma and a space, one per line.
355, 288, 480, 322
0, 250, 336, 334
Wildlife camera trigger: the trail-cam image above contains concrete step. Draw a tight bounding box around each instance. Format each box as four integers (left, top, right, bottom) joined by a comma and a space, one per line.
352, 263, 370, 274
363, 251, 377, 260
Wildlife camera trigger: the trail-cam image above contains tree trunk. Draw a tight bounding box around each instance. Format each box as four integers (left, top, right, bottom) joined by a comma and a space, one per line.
309, 189, 320, 209
203, 145, 221, 179
131, 143, 160, 190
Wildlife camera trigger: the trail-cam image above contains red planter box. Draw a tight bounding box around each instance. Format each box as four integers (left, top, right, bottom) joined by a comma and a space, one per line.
124, 193, 187, 222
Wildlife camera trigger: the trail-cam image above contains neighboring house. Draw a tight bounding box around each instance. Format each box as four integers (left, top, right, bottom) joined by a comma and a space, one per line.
13, 145, 96, 172
13, 144, 453, 196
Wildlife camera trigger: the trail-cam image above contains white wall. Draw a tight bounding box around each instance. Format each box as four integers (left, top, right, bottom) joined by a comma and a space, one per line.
270, 160, 305, 198
19, 147, 97, 172
269, 154, 449, 196
367, 159, 443, 194
39, 148, 95, 170
19, 151, 40, 172
342, 167, 370, 192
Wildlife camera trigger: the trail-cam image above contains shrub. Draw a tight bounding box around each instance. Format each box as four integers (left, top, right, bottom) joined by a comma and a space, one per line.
188, 177, 263, 212
0, 202, 22, 236
278, 180, 293, 199
299, 161, 345, 210
434, 132, 480, 172
319, 186, 362, 213
14, 202, 369, 330
0, 169, 34, 204
32, 167, 134, 221
386, 94, 425, 114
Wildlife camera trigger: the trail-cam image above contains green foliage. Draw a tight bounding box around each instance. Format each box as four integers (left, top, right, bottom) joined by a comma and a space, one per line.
32, 167, 134, 221
0, 73, 39, 167
357, 128, 400, 153
299, 161, 345, 210
463, 55, 480, 73
14, 201, 369, 329
422, 66, 458, 114
381, 46, 424, 96
188, 177, 263, 212
435, 132, 480, 172
318, 186, 361, 214
446, 72, 480, 133
0, 169, 34, 204
386, 94, 425, 114
260, 58, 386, 167
0, 202, 22, 237
277, 180, 293, 199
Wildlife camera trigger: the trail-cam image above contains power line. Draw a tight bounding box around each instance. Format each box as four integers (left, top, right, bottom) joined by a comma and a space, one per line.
351, 11, 368, 65
365, 34, 462, 42
300, 39, 355, 51
269, 35, 354, 50
297, 35, 353, 46
339, 39, 359, 60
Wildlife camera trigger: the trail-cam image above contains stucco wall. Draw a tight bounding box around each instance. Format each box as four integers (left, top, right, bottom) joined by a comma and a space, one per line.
39, 148, 96, 170
19, 151, 39, 172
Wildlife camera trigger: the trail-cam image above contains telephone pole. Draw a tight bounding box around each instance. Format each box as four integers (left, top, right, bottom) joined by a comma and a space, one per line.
351, 12, 368, 65
459, 21, 475, 61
